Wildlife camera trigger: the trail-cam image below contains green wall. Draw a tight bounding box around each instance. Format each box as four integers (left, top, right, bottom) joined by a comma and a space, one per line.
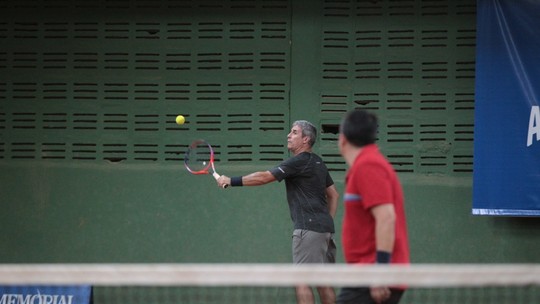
1, 0, 539, 264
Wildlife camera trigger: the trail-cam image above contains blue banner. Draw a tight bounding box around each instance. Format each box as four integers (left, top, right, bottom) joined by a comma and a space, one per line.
473, 0, 540, 216
0, 286, 91, 304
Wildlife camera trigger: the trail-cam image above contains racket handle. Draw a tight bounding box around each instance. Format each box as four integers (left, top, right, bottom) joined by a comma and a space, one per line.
213, 172, 229, 188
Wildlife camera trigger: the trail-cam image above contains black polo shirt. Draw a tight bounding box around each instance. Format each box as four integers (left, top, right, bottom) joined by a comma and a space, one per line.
269, 152, 335, 233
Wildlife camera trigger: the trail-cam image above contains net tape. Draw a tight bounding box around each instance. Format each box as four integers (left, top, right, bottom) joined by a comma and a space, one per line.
1, 264, 539, 287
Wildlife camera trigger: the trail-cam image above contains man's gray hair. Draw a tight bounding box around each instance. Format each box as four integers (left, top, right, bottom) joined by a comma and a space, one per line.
293, 120, 317, 147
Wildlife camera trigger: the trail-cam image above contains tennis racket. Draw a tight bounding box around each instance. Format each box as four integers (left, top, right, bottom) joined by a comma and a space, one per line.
184, 139, 228, 188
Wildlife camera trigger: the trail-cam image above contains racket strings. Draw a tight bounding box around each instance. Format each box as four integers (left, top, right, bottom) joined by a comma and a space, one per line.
185, 142, 214, 174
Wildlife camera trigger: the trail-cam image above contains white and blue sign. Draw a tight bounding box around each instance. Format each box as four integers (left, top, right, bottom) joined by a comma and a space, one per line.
0, 285, 91, 304
473, 0, 540, 216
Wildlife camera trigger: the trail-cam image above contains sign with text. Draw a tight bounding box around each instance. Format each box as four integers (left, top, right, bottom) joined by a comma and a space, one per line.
0, 286, 91, 304
473, 0, 540, 216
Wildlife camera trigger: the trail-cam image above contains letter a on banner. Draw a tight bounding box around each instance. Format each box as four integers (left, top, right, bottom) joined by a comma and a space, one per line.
527, 106, 540, 147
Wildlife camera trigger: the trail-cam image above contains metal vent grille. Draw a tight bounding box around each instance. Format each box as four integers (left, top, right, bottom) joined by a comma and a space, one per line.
0, 111, 287, 161
0, 0, 291, 166
319, 0, 475, 174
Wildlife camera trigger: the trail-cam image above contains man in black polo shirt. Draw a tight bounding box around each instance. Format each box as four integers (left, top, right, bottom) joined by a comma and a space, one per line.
217, 120, 339, 304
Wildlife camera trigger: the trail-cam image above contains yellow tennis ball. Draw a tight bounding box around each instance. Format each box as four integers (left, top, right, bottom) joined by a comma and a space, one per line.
176, 115, 185, 125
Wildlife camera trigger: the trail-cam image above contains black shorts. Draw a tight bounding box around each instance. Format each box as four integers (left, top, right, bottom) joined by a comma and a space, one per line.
336, 287, 404, 304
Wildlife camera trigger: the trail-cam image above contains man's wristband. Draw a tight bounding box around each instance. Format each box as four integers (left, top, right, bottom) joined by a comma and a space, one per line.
230, 176, 243, 187
376, 251, 391, 264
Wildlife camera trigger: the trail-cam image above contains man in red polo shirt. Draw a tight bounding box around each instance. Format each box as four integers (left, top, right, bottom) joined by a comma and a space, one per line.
337, 110, 410, 304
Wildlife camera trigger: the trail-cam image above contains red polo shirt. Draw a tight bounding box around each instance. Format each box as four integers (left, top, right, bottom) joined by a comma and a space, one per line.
342, 144, 410, 265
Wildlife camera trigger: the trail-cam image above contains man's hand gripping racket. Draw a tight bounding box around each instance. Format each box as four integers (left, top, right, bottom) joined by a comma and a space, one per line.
184, 139, 228, 188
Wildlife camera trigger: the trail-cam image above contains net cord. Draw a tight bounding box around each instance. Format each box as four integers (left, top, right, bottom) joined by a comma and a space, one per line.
1, 264, 539, 287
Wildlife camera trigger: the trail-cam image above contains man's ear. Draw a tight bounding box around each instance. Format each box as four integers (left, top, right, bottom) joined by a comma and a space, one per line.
338, 133, 347, 149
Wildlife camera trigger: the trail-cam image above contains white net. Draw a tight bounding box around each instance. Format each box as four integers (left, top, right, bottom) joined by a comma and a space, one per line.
1, 264, 539, 304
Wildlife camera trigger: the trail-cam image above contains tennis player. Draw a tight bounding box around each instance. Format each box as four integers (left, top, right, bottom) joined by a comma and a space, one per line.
337, 110, 410, 304
217, 120, 339, 304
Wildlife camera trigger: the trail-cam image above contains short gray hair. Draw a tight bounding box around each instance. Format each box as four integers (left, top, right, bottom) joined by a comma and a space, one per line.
293, 120, 317, 147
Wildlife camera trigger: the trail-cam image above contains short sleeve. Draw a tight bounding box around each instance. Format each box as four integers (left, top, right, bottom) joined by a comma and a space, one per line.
269, 165, 288, 182
325, 171, 334, 188
269, 155, 300, 182
356, 162, 393, 209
